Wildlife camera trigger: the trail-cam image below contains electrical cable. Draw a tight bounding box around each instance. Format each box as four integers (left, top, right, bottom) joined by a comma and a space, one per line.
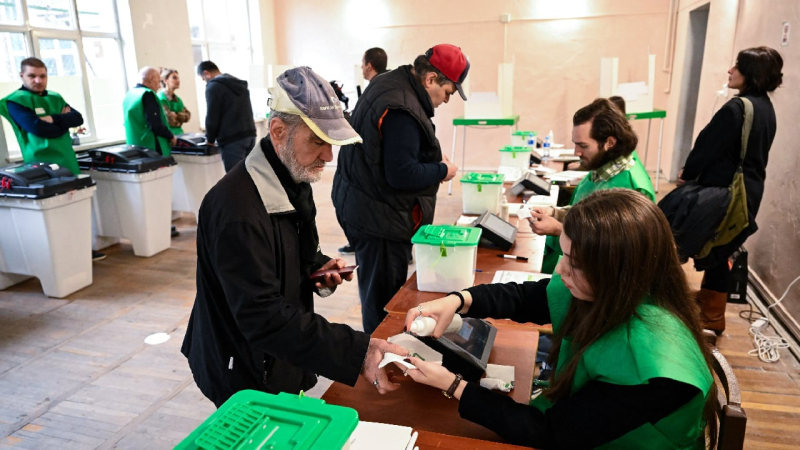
746, 274, 800, 363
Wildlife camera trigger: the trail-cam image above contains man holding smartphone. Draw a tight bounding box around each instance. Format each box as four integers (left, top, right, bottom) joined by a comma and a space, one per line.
182, 67, 407, 408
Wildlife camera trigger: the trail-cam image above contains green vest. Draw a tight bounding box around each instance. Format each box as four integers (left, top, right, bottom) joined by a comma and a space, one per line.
123, 86, 171, 155
541, 158, 655, 273
0, 89, 79, 175
156, 90, 186, 135
531, 274, 713, 449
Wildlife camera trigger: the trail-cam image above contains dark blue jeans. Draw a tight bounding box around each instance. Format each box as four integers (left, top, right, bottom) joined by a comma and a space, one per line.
354, 237, 412, 334
220, 137, 256, 172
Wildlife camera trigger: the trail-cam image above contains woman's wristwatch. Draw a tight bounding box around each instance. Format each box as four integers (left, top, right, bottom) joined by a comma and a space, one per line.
443, 373, 463, 398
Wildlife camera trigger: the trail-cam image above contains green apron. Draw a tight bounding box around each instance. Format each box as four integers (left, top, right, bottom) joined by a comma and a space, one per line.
531, 274, 713, 449
123, 86, 171, 156
541, 158, 655, 273
0, 89, 79, 175
156, 90, 186, 135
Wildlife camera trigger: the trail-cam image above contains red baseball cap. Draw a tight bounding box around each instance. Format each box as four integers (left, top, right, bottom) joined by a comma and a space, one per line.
425, 44, 470, 100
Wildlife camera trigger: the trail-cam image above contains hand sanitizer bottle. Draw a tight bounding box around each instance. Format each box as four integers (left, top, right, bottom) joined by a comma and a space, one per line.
409, 314, 463, 336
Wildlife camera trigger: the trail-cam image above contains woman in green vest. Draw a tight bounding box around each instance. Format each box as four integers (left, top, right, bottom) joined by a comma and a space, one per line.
157, 68, 191, 135
400, 189, 718, 449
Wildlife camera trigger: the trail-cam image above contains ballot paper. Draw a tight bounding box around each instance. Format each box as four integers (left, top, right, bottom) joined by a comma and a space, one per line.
492, 270, 552, 284
480, 363, 516, 392
547, 170, 589, 183
349, 422, 415, 450
381, 333, 443, 369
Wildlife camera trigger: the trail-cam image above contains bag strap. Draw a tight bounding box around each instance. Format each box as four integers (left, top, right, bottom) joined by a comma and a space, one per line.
738, 97, 754, 171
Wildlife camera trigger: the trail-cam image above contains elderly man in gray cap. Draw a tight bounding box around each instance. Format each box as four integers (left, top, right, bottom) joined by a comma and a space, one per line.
182, 66, 407, 407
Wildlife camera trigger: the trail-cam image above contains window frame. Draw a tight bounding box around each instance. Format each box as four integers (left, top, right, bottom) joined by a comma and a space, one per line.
0, 0, 128, 159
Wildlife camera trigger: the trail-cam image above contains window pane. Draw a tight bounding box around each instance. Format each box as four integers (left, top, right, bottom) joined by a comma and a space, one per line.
37, 38, 89, 138
76, 0, 117, 32
202, 0, 230, 42
0, 0, 23, 25
1, 32, 28, 158
192, 44, 207, 126
27, 0, 76, 29
82, 37, 125, 140
187, 0, 204, 40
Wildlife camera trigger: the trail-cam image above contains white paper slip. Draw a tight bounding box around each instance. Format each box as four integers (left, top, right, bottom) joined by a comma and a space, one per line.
456, 214, 478, 226
492, 270, 552, 284
547, 170, 589, 182
379, 352, 417, 370
386, 333, 443, 364
349, 422, 414, 450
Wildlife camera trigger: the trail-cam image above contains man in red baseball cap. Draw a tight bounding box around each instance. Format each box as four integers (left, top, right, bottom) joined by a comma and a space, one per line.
332, 44, 469, 334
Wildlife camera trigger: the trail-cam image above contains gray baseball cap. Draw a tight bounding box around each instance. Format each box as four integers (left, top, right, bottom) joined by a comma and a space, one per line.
268, 66, 362, 146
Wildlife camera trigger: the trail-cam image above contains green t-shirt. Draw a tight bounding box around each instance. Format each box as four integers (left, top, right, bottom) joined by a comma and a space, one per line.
0, 89, 79, 175
156, 90, 186, 135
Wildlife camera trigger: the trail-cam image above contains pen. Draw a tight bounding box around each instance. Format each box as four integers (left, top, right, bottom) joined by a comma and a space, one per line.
498, 254, 529, 261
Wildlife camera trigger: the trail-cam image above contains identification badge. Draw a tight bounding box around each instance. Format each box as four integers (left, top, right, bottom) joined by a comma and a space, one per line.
35, 107, 46, 115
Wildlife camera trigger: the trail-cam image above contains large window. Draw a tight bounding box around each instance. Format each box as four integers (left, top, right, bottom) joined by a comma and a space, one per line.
0, 0, 127, 160
187, 0, 254, 125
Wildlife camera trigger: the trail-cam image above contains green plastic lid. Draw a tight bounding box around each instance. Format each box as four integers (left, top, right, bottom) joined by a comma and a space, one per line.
498, 146, 531, 153
175, 390, 358, 450
511, 130, 537, 136
459, 172, 505, 184
411, 225, 482, 247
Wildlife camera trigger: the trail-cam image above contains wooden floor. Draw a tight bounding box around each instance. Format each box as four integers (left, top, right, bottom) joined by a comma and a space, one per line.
1, 169, 799, 449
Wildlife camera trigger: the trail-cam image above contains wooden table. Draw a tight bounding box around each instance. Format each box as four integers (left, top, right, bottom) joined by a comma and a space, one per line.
322, 313, 539, 443
415, 430, 531, 449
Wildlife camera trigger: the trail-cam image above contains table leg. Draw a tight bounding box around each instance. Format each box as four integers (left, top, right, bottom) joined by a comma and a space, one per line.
655, 117, 664, 193
461, 126, 467, 174
643, 118, 652, 170
448, 125, 458, 195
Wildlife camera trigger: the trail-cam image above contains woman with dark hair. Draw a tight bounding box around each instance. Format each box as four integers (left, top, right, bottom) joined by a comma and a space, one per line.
679, 46, 783, 334
157, 68, 191, 135
399, 189, 718, 449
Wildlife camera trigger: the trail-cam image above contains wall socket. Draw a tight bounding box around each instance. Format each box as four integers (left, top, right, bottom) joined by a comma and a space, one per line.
500, 14, 511, 23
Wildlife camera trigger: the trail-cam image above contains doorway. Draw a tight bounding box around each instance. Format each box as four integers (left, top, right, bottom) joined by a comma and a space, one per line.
671, 3, 710, 179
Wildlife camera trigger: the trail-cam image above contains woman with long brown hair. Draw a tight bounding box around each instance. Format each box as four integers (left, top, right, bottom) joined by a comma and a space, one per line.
401, 189, 718, 449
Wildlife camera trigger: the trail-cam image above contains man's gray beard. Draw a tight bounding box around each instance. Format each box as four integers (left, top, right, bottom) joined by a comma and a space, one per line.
276, 134, 324, 184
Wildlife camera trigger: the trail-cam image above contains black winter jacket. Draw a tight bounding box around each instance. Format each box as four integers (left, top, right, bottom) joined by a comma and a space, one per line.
332, 65, 443, 243
204, 73, 256, 146
181, 139, 370, 407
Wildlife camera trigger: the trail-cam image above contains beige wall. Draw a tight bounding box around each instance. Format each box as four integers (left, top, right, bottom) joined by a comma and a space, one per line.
272, 0, 671, 171
120, 0, 202, 133
731, 0, 800, 323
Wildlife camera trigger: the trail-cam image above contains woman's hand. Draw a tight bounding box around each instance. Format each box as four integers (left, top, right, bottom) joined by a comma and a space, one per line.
405, 294, 464, 338
394, 356, 457, 391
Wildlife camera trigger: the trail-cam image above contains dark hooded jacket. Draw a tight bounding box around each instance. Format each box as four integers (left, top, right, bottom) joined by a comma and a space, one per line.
205, 73, 256, 145
181, 138, 370, 407
332, 65, 443, 243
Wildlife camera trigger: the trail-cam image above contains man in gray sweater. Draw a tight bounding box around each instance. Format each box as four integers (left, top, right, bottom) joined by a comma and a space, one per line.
197, 61, 257, 172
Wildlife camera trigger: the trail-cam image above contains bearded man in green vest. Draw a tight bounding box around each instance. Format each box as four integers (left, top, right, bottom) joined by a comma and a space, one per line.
0, 57, 106, 261
530, 98, 656, 274
0, 57, 84, 175
122, 66, 176, 156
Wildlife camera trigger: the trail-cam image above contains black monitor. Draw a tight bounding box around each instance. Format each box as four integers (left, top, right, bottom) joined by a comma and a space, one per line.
510, 171, 552, 196
473, 211, 517, 251
420, 318, 498, 382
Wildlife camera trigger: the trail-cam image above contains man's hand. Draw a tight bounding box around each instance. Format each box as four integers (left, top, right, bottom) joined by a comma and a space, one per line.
361, 338, 407, 394
567, 161, 581, 171
61, 106, 71, 114
677, 168, 685, 187
313, 258, 354, 289
441, 154, 458, 182
528, 208, 563, 236
39, 115, 53, 123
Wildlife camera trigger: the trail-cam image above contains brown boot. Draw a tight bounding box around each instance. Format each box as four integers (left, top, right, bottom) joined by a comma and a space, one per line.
696, 288, 727, 335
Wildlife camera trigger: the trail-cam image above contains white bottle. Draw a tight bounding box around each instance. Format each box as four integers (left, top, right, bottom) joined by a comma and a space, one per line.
542, 130, 553, 159
500, 195, 510, 221
526, 132, 535, 149
410, 314, 463, 336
